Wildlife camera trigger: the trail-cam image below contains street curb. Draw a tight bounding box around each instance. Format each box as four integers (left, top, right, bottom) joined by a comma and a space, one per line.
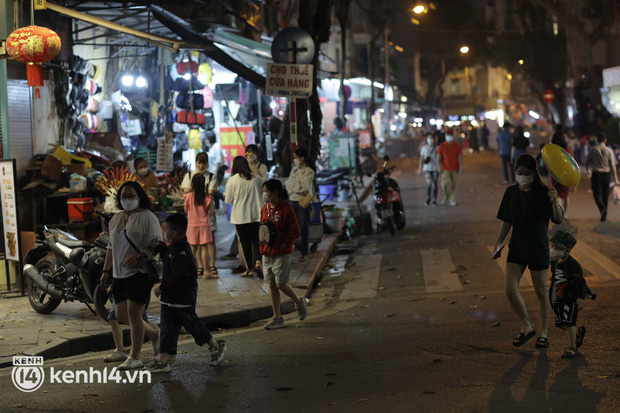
303, 232, 340, 300
0, 234, 342, 367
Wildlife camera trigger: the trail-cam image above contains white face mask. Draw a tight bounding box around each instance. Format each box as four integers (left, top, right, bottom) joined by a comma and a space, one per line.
137, 167, 149, 177
550, 248, 566, 260
445, 136, 454, 143
293, 158, 301, 167
121, 198, 139, 212
262, 192, 271, 204
427, 138, 434, 145
516, 175, 534, 186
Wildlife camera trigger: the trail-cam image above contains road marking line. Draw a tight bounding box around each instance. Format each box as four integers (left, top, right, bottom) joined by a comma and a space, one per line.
420, 249, 463, 293
570, 241, 620, 282
340, 254, 382, 300
487, 246, 533, 287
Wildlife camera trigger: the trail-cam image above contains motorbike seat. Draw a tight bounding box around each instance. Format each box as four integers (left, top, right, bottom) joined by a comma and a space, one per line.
57, 238, 91, 248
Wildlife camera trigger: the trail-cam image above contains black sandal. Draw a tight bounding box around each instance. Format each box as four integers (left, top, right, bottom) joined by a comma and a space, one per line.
512, 330, 536, 347
197, 268, 204, 277
535, 336, 549, 349
209, 267, 219, 279
576, 326, 586, 348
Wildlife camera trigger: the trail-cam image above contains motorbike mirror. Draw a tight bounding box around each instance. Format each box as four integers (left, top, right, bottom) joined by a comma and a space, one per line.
383, 155, 390, 161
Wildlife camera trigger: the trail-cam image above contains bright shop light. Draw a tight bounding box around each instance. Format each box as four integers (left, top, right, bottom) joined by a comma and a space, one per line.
135, 76, 147, 88
121, 75, 134, 87
390, 125, 397, 131
270, 101, 277, 109
429, 119, 436, 125
524, 132, 531, 138
529, 110, 540, 119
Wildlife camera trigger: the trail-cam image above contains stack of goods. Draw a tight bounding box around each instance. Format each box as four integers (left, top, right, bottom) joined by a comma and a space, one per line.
96, 167, 142, 212
162, 165, 188, 205
64, 56, 102, 148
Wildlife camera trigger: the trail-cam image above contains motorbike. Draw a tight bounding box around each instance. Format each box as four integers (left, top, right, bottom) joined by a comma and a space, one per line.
23, 212, 114, 321
372, 155, 406, 236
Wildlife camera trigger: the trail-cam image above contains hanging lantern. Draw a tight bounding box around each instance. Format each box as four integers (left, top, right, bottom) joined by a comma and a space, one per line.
6, 26, 62, 98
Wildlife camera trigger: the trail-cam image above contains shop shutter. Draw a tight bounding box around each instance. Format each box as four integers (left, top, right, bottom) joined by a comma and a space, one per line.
7, 80, 33, 177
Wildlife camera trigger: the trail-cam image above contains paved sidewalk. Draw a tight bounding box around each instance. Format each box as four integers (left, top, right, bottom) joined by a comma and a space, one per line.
0, 212, 341, 368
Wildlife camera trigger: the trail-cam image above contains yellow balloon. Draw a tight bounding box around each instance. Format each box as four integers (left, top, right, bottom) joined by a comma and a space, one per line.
541, 143, 581, 187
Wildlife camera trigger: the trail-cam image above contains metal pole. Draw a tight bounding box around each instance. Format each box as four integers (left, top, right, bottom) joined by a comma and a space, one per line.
384, 24, 390, 138
289, 40, 297, 162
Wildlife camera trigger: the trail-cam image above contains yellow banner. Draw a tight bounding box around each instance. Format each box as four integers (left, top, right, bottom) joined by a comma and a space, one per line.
34, 0, 47, 11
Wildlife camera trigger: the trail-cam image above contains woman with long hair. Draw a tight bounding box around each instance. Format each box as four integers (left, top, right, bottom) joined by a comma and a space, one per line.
225, 156, 264, 278
285, 148, 315, 262
260, 179, 307, 329
184, 174, 216, 279
100, 181, 163, 370
492, 154, 564, 349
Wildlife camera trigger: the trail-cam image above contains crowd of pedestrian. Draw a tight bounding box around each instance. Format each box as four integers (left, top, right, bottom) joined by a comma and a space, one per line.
99, 143, 314, 373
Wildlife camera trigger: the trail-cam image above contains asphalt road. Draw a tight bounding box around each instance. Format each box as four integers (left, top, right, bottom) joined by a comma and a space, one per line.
1, 151, 618, 413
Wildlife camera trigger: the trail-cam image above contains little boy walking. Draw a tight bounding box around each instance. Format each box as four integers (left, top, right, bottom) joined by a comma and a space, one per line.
147, 213, 227, 373
549, 231, 594, 359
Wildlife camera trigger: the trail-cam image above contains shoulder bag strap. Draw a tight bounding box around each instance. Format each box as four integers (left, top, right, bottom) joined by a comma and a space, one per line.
122, 213, 141, 254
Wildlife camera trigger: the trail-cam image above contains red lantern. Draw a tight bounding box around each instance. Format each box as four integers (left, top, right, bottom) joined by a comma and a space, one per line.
543, 89, 555, 103
6, 26, 62, 98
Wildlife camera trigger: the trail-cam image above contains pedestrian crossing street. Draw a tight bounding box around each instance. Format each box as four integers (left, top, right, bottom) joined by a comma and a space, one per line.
343, 239, 620, 298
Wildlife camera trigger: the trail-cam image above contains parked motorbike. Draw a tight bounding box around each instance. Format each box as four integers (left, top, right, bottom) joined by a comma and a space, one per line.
23, 212, 114, 320
372, 155, 406, 236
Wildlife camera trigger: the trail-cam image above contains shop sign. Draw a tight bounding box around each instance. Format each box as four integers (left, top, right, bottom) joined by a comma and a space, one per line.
220, 126, 255, 169
0, 160, 21, 262
34, 0, 46, 10
358, 130, 372, 148
265, 63, 313, 98
156, 137, 174, 172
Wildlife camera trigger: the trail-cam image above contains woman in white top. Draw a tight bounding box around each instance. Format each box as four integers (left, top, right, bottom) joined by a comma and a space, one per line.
100, 181, 163, 370
418, 134, 440, 206
285, 148, 315, 262
224, 156, 264, 277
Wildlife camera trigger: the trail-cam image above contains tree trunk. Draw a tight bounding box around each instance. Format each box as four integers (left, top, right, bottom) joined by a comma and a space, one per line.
297, 0, 336, 168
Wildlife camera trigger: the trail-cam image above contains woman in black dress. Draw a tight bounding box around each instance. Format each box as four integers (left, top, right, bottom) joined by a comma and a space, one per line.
492, 154, 564, 348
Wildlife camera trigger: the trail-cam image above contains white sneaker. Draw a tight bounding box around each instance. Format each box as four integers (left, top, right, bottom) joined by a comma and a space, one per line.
118, 357, 143, 370
264, 317, 285, 330
146, 354, 176, 368
209, 340, 228, 366
104, 348, 127, 363
297, 299, 308, 321
146, 361, 171, 373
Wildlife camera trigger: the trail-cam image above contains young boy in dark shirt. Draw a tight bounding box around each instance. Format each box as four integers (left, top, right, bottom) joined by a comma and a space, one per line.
549, 231, 594, 359
147, 213, 227, 373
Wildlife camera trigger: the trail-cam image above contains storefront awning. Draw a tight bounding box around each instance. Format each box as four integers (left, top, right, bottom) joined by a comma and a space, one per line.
149, 5, 266, 89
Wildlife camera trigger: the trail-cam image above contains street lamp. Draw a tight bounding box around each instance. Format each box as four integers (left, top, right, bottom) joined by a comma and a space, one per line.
413, 5, 426, 14
518, 59, 524, 65
459, 46, 469, 54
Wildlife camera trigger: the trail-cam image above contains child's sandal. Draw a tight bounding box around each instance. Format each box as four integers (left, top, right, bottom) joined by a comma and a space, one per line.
209, 267, 219, 279
197, 268, 204, 277
561, 347, 580, 358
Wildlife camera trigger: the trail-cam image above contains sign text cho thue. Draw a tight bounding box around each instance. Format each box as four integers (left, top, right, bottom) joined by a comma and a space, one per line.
265, 63, 313, 98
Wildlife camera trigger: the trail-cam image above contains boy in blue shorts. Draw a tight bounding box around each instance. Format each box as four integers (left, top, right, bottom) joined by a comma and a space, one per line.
549, 231, 595, 358
147, 213, 227, 373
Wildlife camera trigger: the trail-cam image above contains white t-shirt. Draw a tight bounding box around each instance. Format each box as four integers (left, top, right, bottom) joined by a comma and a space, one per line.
208, 143, 224, 174
181, 170, 218, 193
107, 210, 163, 279
253, 162, 268, 181
285, 166, 315, 201
224, 174, 263, 224
420, 144, 439, 172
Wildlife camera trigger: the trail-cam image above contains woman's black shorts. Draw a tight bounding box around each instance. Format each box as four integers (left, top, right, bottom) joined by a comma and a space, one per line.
112, 272, 151, 304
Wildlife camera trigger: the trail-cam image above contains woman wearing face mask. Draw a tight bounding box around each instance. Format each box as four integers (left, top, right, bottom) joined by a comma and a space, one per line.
133, 158, 159, 189
418, 134, 440, 206
492, 154, 564, 349
260, 179, 307, 329
100, 181, 164, 370
245, 144, 268, 181
285, 148, 315, 262
224, 156, 264, 278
